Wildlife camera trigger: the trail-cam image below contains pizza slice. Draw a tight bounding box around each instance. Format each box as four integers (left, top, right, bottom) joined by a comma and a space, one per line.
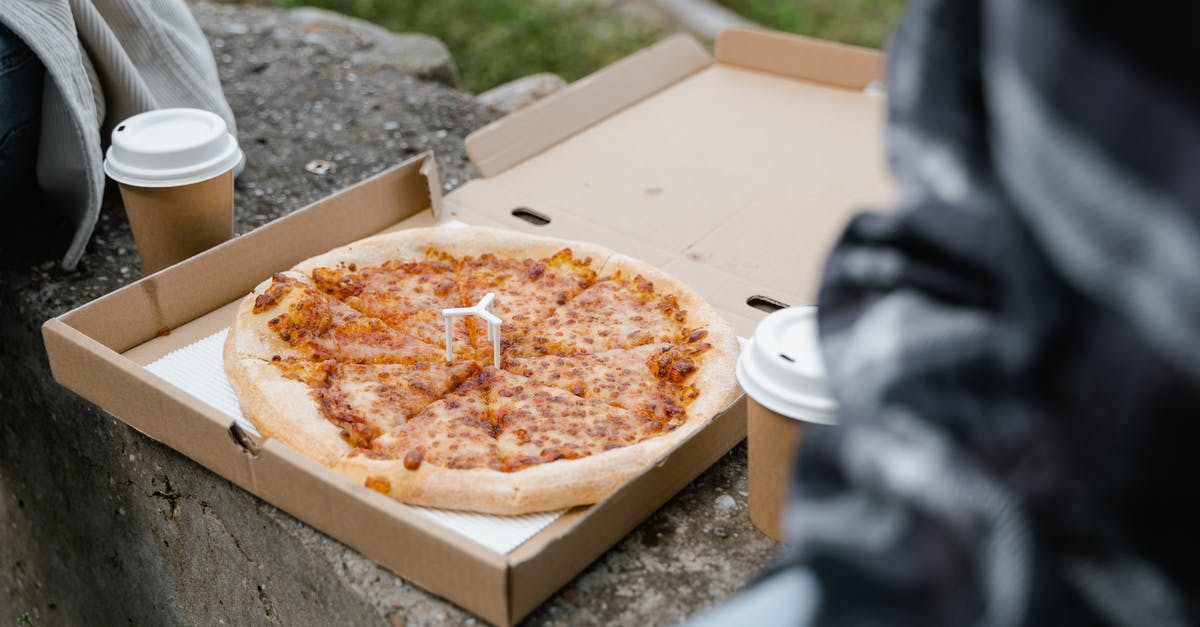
244, 358, 479, 450
457, 249, 599, 355
504, 273, 693, 357
335, 367, 666, 513
309, 254, 469, 352
361, 367, 649, 471
365, 370, 501, 470
504, 343, 711, 429
326, 361, 481, 448
484, 368, 658, 471
229, 272, 445, 364
226, 358, 352, 466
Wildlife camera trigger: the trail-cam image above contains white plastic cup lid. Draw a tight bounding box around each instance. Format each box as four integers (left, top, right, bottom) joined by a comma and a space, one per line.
104, 108, 243, 188
736, 306, 838, 424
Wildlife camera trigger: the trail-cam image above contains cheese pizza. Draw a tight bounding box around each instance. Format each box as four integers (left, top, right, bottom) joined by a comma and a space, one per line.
224, 227, 739, 515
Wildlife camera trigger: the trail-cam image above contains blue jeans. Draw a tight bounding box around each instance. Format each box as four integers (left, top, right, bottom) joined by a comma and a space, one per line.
0, 21, 43, 199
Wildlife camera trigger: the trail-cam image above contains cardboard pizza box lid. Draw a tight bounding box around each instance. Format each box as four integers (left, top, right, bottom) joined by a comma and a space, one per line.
445, 28, 895, 337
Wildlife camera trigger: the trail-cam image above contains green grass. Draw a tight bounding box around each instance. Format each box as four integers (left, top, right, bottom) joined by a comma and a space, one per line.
717, 0, 905, 48
276, 0, 667, 93
275, 0, 906, 93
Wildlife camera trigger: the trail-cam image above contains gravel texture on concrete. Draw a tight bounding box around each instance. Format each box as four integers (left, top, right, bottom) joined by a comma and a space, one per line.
0, 2, 779, 624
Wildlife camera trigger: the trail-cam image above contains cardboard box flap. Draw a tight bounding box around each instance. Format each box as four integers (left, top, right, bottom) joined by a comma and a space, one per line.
450, 30, 896, 337
420, 154, 445, 219
466, 35, 710, 178
715, 27, 884, 89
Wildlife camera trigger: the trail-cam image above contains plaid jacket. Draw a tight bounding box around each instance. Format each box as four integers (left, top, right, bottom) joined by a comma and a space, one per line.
765, 1, 1200, 625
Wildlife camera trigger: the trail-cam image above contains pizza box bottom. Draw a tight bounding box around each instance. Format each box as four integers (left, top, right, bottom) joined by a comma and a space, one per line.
43, 154, 749, 626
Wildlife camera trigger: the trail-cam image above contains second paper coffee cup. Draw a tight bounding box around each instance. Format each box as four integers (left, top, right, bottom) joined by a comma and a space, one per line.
736, 306, 837, 542
104, 108, 243, 274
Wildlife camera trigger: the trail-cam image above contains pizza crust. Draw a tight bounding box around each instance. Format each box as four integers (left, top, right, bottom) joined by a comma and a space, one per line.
600, 253, 729, 337
225, 271, 317, 362
336, 430, 665, 515
292, 226, 615, 276
600, 253, 742, 422
223, 355, 353, 466
225, 226, 741, 515
334, 372, 739, 516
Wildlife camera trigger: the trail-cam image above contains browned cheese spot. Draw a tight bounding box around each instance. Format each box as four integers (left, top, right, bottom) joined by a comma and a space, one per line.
252, 274, 293, 313
365, 475, 391, 494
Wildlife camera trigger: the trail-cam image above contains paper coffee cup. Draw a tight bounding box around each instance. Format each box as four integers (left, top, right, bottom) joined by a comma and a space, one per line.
736, 306, 837, 542
104, 108, 243, 274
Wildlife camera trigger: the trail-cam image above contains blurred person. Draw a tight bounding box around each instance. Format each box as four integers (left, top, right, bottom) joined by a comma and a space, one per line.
694, 0, 1200, 625
0, 22, 43, 205
0, 1, 236, 269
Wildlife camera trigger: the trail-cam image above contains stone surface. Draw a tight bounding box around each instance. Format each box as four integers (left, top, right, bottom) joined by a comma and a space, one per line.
476, 73, 567, 114
288, 7, 459, 86
0, 1, 780, 625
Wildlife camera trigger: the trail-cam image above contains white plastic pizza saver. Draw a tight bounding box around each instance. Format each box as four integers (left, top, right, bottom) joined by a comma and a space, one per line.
443, 292, 502, 367
735, 306, 838, 424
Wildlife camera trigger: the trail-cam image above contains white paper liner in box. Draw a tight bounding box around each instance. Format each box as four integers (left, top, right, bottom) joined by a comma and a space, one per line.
144, 329, 563, 554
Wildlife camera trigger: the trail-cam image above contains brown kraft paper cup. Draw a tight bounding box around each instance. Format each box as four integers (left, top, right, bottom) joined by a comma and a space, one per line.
747, 396, 807, 542
736, 306, 837, 543
118, 169, 234, 274
104, 108, 243, 275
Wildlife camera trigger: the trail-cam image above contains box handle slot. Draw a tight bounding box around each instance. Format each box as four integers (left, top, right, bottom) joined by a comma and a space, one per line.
511, 207, 550, 226
229, 424, 262, 458
746, 295, 789, 313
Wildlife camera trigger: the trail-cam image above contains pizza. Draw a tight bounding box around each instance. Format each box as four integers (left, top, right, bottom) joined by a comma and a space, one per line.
223, 226, 739, 515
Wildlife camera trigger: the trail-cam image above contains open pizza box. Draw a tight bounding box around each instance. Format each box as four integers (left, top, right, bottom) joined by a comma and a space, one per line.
42, 27, 894, 626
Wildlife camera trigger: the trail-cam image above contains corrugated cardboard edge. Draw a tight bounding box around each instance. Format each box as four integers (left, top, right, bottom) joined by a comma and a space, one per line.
465, 35, 711, 178
420, 154, 445, 220
42, 152, 519, 626
714, 27, 884, 88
